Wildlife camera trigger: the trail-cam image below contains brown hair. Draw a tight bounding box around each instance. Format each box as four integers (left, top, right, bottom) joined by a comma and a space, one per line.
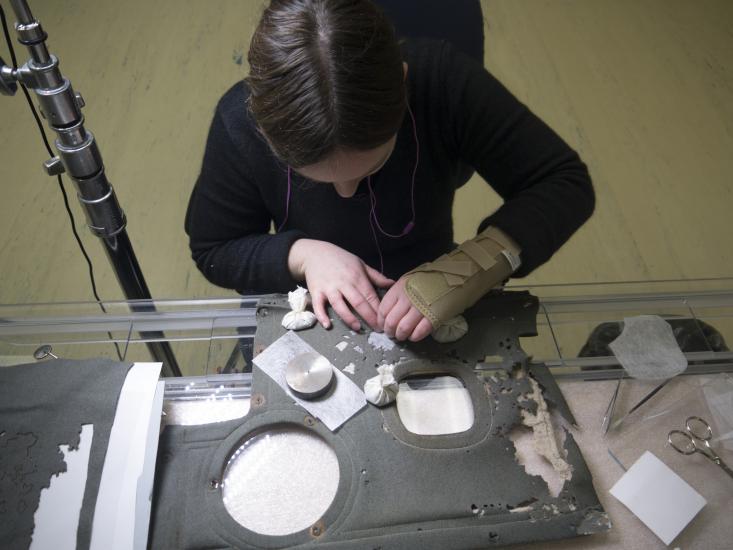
246, 0, 406, 168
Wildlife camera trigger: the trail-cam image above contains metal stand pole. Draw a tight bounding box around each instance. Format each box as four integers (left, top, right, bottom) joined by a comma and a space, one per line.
0, 0, 181, 376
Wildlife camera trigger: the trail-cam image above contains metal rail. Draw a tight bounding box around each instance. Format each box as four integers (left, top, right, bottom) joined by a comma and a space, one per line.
1, 281, 731, 379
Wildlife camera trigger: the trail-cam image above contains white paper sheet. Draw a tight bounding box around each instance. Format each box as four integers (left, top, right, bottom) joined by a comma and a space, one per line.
134, 380, 165, 549
610, 451, 706, 545
90, 362, 163, 550
30, 424, 94, 550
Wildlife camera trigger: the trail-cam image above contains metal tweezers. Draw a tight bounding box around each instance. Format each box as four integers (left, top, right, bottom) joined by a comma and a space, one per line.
601, 371, 623, 435
609, 379, 671, 433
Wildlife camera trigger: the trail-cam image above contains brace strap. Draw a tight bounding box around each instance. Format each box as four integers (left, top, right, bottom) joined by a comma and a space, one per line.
404, 227, 521, 327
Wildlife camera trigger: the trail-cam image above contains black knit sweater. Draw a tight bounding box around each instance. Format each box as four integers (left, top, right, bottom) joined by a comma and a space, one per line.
185, 40, 594, 293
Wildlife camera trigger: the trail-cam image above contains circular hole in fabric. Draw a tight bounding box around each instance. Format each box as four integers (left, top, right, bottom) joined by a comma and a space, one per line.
221, 426, 340, 536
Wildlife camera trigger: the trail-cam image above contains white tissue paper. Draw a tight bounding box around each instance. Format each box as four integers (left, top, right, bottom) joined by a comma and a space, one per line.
281, 286, 317, 331
432, 315, 469, 343
364, 364, 399, 407
609, 315, 687, 380
367, 331, 396, 351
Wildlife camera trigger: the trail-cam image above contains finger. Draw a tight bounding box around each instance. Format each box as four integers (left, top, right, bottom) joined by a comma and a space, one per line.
311, 292, 331, 329
342, 285, 379, 330
355, 278, 382, 313
395, 307, 424, 341
377, 287, 399, 331
328, 291, 361, 331
365, 265, 395, 289
409, 317, 434, 342
383, 298, 411, 338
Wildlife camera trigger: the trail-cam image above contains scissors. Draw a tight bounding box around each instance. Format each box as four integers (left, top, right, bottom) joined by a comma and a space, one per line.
667, 416, 733, 479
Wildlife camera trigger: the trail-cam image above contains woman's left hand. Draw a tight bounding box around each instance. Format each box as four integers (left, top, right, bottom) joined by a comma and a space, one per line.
377, 278, 434, 341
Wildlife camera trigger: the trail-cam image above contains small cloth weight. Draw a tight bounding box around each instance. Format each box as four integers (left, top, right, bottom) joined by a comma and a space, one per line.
364, 364, 399, 407
432, 315, 469, 343
282, 286, 317, 331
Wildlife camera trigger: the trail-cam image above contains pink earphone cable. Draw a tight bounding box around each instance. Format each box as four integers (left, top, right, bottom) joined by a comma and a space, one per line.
368, 213, 386, 274
367, 102, 419, 238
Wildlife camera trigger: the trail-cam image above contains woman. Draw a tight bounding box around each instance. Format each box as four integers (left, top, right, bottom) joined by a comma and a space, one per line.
185, 0, 594, 342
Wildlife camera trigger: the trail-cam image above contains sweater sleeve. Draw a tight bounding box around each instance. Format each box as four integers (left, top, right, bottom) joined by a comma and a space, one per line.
440, 43, 595, 277
185, 105, 305, 293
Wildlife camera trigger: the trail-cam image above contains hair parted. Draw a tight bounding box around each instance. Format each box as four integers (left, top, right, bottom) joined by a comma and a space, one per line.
246, 0, 406, 168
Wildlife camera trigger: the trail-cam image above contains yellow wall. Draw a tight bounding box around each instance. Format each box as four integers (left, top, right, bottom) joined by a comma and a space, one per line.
1, 0, 731, 306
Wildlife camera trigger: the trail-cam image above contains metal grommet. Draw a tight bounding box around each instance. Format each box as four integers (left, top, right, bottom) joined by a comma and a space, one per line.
310, 521, 325, 538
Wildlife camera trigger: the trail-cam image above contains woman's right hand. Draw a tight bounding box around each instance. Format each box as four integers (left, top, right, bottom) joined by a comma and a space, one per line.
288, 239, 394, 331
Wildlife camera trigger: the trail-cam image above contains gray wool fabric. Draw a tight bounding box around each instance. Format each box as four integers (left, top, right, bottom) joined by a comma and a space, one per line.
0, 358, 132, 550
149, 292, 608, 549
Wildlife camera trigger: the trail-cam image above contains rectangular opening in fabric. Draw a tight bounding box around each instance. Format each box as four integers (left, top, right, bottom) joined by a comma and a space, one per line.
396, 375, 474, 435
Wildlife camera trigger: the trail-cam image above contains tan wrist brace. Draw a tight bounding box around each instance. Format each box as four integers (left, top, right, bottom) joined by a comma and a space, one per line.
404, 227, 521, 328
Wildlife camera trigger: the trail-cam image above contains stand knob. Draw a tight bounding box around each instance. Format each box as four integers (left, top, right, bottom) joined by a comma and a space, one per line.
43, 156, 65, 176
0, 58, 18, 96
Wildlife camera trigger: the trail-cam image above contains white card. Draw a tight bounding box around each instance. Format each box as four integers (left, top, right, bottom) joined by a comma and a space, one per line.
610, 451, 706, 545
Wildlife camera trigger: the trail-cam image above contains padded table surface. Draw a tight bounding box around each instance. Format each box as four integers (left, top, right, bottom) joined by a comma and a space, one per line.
512, 376, 733, 550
